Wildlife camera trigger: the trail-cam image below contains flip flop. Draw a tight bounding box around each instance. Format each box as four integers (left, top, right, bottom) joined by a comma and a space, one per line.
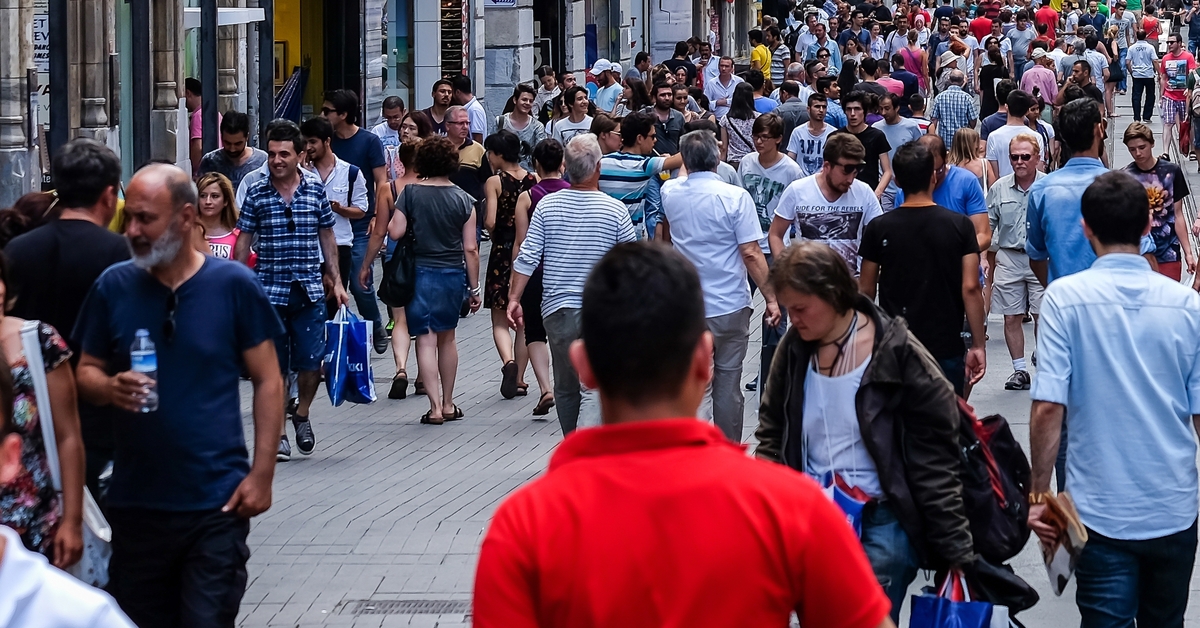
443, 404, 464, 421
414, 380, 426, 396
532, 392, 555, 418
420, 410, 444, 425
500, 361, 519, 399
389, 370, 408, 400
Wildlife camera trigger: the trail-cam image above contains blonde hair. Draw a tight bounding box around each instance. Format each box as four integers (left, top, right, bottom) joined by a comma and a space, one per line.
948, 127, 983, 165
195, 172, 239, 232
1009, 132, 1042, 155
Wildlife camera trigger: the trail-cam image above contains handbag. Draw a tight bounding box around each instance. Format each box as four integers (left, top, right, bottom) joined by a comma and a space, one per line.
378, 181, 418, 308
22, 321, 111, 587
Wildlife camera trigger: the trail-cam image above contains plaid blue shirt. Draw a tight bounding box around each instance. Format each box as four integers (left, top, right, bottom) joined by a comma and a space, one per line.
929, 86, 979, 149
236, 172, 335, 306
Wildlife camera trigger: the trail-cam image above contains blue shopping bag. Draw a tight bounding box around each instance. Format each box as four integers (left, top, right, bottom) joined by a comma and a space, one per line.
910, 570, 993, 628
324, 307, 377, 406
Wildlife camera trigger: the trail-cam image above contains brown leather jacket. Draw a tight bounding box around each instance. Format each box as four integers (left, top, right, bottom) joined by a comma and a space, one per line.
755, 296, 975, 568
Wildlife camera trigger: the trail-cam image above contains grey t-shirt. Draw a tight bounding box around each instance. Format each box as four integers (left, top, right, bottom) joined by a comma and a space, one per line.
197, 147, 268, 189
1005, 26, 1037, 61
398, 183, 475, 268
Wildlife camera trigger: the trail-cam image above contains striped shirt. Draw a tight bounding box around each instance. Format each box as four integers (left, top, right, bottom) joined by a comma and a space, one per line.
598, 152, 666, 238
513, 189, 636, 317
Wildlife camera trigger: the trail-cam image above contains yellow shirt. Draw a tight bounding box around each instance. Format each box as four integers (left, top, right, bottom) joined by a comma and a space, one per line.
752, 45, 771, 81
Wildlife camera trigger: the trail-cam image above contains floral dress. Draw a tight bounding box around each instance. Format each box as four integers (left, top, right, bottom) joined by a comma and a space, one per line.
0, 323, 70, 556
484, 170, 537, 310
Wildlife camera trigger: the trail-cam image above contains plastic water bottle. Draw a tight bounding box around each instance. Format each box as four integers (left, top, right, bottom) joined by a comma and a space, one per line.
130, 329, 159, 413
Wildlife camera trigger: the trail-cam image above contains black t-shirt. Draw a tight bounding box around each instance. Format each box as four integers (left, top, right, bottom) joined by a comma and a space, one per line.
1082, 83, 1105, 104
832, 126, 891, 190
6, 219, 131, 448
663, 58, 698, 85
859, 204, 980, 359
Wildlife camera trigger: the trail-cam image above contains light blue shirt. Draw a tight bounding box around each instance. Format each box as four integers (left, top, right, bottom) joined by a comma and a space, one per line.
825, 99, 848, 128
894, 165, 987, 216
1026, 157, 1153, 282
1032, 254, 1200, 540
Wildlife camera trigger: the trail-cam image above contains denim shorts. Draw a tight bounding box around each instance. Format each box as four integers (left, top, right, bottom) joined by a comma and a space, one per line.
274, 282, 326, 373
405, 265, 467, 336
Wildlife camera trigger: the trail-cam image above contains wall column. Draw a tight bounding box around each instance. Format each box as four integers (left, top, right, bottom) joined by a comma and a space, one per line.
0, 0, 33, 206
76, 0, 114, 146
217, 0, 240, 113
151, 0, 183, 164
483, 0, 534, 131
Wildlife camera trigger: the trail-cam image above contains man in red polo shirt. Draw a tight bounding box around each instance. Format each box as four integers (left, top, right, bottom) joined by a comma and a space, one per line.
473, 243, 893, 628
1034, 3, 1060, 46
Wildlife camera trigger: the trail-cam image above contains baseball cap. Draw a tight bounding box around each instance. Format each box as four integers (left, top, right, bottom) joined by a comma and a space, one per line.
610, 62, 623, 76
590, 59, 613, 75
1031, 48, 1048, 59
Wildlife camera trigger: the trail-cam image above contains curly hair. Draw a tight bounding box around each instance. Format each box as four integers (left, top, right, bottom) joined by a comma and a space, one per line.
195, 172, 239, 231
0, 192, 59, 249
414, 136, 460, 178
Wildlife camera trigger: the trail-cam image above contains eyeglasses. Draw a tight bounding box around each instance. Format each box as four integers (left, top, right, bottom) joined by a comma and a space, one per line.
320, 107, 337, 115
163, 291, 177, 344
447, 120, 470, 126
1009, 153, 1034, 161
753, 133, 782, 142
833, 162, 864, 174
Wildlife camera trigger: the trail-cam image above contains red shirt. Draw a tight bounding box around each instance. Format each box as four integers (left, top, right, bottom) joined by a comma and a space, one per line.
970, 15, 995, 42
473, 419, 891, 628
1034, 6, 1059, 45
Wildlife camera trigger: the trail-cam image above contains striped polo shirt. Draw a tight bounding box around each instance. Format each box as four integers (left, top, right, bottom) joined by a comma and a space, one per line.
598, 152, 666, 232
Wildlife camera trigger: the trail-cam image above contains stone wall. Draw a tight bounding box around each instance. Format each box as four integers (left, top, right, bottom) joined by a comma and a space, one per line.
483, 0, 533, 133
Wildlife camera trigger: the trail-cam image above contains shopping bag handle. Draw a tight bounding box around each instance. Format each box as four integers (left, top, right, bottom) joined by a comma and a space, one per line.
936, 568, 971, 602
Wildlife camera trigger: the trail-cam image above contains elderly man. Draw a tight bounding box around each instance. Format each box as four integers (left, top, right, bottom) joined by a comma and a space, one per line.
660, 129, 780, 443
929, 70, 978, 148
771, 62, 804, 101
507, 134, 636, 435
75, 164, 283, 627
987, 133, 1045, 392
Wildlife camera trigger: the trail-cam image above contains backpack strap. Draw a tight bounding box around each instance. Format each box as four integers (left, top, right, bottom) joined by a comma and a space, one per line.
347, 164, 360, 208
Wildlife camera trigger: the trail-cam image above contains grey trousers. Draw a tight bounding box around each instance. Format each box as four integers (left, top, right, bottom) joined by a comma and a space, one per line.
705, 307, 752, 442
544, 308, 597, 435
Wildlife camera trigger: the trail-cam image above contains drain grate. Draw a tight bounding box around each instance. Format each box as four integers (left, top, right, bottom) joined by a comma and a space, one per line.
342, 599, 472, 616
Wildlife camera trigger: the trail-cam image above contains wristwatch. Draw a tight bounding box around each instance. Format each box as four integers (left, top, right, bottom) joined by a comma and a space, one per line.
468, 286, 481, 297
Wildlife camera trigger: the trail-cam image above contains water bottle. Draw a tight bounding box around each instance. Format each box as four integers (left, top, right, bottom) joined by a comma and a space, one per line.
130, 329, 159, 413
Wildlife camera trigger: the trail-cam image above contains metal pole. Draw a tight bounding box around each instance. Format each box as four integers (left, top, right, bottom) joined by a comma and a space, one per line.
259, 0, 274, 142
131, 0, 152, 168
201, 0, 219, 154
47, 0, 67, 158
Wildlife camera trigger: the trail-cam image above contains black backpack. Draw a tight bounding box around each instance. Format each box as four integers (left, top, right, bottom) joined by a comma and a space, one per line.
956, 398, 1031, 564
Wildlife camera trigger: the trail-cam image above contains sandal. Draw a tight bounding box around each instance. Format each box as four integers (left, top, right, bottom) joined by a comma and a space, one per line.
389, 370, 408, 400
500, 361, 519, 399
443, 404, 465, 421
532, 391, 555, 418
414, 380, 426, 396
420, 410, 444, 425
516, 383, 529, 397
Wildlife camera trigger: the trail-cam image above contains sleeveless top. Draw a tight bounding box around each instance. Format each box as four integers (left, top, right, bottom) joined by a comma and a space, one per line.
528, 178, 571, 215
206, 229, 256, 267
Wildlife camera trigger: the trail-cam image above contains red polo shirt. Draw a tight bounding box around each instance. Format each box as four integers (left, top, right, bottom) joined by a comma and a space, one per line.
473, 419, 890, 628
1035, 6, 1060, 45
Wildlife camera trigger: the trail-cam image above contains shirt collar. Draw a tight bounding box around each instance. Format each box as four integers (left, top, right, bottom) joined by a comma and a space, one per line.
687, 171, 721, 181
945, 85, 964, 93
1091, 252, 1152, 272
548, 419, 743, 471
1064, 156, 1105, 169
1008, 170, 1045, 191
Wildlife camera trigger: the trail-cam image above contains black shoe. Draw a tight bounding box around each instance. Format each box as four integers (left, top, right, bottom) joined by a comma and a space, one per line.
745, 376, 758, 391
1004, 370, 1031, 390
286, 397, 299, 416
373, 325, 389, 354
388, 371, 408, 400
292, 415, 315, 455
500, 361, 519, 399
277, 435, 291, 462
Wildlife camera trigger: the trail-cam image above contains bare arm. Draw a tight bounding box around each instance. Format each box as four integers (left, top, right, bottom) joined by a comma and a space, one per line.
47, 364, 83, 569
484, 175, 501, 232
874, 152, 892, 199
512, 191, 532, 261
859, 259, 880, 299
987, 160, 1000, 185
320, 227, 349, 306
1027, 399, 1066, 544
234, 230, 253, 266
373, 165, 392, 227
330, 200, 366, 221
1176, 200, 1196, 274
767, 215, 791, 258
222, 339, 283, 518
1030, 258, 1049, 287
739, 241, 781, 327
963, 252, 987, 385
970, 213, 992, 252
464, 211, 482, 313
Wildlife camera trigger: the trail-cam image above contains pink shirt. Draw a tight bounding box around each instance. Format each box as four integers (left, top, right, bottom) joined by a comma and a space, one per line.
1020, 65, 1059, 105
206, 229, 254, 267
190, 110, 224, 147
877, 76, 905, 97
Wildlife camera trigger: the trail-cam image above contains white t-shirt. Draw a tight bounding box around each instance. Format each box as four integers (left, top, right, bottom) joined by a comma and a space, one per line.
773, 176, 883, 274
547, 116, 594, 146
802, 357, 883, 498
371, 121, 400, 147
787, 123, 835, 178
304, 158, 370, 246
985, 123, 1046, 179
661, 171, 764, 318
738, 152, 803, 253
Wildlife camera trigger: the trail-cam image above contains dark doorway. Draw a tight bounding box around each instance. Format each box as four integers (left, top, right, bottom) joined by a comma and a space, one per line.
324, 0, 364, 115
532, 0, 565, 71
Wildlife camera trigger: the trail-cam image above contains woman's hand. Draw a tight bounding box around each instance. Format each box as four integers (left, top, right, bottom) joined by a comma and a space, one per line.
52, 518, 84, 569
469, 294, 482, 314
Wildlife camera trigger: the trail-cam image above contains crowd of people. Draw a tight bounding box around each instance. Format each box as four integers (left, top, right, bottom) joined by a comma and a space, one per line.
0, 0, 1198, 625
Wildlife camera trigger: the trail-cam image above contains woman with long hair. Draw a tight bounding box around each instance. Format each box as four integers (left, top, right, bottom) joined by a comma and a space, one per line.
497, 83, 549, 171
837, 59, 860, 99
613, 77, 652, 117
1104, 24, 1122, 117
719, 82, 759, 167
511, 139, 565, 417
482, 131, 537, 399
590, 113, 623, 154
400, 111, 433, 142
844, 38, 866, 66
901, 29, 928, 95
977, 44, 1010, 120
387, 137, 481, 424
948, 127, 989, 195
195, 172, 248, 263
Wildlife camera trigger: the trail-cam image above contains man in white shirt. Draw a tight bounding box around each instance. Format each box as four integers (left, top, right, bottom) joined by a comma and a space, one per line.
453, 75, 488, 143
661, 129, 780, 442
371, 96, 405, 179
300, 116, 370, 317
696, 41, 721, 88
986, 89, 1046, 180
703, 57, 744, 118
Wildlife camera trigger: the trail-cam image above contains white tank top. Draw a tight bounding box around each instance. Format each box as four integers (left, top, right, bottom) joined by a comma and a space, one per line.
802, 355, 884, 498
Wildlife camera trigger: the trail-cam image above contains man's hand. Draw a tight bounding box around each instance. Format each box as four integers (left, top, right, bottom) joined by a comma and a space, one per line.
51, 519, 83, 569
358, 265, 373, 292
330, 200, 342, 213
332, 283, 350, 307
222, 470, 273, 518
109, 371, 155, 413
507, 300, 524, 329
764, 300, 782, 328
966, 346, 987, 385
1027, 503, 1060, 545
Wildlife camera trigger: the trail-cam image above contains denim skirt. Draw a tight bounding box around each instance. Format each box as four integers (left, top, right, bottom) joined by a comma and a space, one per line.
406, 265, 467, 336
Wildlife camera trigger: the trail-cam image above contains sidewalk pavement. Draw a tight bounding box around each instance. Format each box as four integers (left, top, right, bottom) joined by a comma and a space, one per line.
235, 97, 1200, 627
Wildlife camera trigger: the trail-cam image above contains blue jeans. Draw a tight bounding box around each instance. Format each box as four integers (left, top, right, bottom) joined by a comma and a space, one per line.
1117, 48, 1128, 92
1076, 519, 1197, 628
350, 222, 383, 329
936, 355, 966, 397
861, 502, 920, 623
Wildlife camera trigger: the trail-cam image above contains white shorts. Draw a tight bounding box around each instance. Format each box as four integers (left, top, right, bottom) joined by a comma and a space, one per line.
991, 248, 1044, 316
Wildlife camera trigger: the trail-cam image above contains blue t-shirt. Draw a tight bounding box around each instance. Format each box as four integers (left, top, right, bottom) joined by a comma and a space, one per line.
754, 96, 780, 113
894, 165, 988, 216
331, 127, 387, 223
73, 258, 283, 511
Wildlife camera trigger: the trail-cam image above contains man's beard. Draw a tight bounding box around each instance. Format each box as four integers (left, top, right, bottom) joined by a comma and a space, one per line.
130, 222, 184, 270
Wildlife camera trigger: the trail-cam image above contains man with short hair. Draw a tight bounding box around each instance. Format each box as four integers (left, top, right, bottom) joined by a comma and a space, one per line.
837, 9, 871, 49
1122, 122, 1194, 282
628, 51, 651, 83
321, 89, 391, 354
746, 70, 779, 113
423, 79, 454, 135
184, 77, 222, 177
787, 92, 835, 176
1108, 1, 1137, 93
816, 75, 847, 126
75, 163, 283, 627
1160, 35, 1196, 154
771, 62, 804, 102
774, 81, 810, 143
872, 93, 923, 212
833, 91, 893, 201
987, 133, 1045, 391
1055, 59, 1106, 106
475, 243, 891, 628
895, 135, 993, 256
928, 70, 979, 148
980, 79, 1017, 140
660, 130, 780, 443
1028, 171, 1200, 628
1006, 10, 1037, 80
750, 30, 771, 80
589, 59, 623, 111
665, 41, 699, 86
805, 23, 843, 72
648, 82, 685, 154
703, 57, 743, 118
1021, 49, 1060, 106
694, 41, 718, 87
1126, 29, 1160, 122
371, 95, 405, 179
853, 57, 890, 98
235, 121, 348, 461
7, 139, 130, 495
197, 111, 267, 189
1080, 0, 1107, 30
1034, 1, 1060, 46
859, 142, 987, 396
770, 133, 883, 274
986, 89, 1046, 180
766, 25, 791, 82
507, 134, 636, 435
597, 111, 684, 240
452, 75, 488, 143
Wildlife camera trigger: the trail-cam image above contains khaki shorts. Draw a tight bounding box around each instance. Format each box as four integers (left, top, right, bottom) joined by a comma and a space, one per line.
991, 248, 1044, 316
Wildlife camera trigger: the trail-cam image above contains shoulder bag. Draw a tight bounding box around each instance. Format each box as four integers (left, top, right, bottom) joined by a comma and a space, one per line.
377, 181, 418, 308
22, 320, 111, 587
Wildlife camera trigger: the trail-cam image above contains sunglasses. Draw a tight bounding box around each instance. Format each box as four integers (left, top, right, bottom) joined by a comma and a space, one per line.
1010, 153, 1034, 162
163, 291, 177, 344
833, 162, 864, 174
284, 204, 296, 232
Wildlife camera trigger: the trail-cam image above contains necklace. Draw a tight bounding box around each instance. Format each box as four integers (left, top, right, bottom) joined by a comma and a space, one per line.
813, 311, 861, 377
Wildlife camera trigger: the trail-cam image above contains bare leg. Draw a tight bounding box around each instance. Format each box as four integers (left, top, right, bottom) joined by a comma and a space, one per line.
490, 309, 515, 364
527, 341, 552, 396
514, 326, 530, 387
390, 306, 412, 375
415, 332, 442, 419
296, 370, 321, 417
1003, 314, 1025, 361
437, 330, 459, 415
